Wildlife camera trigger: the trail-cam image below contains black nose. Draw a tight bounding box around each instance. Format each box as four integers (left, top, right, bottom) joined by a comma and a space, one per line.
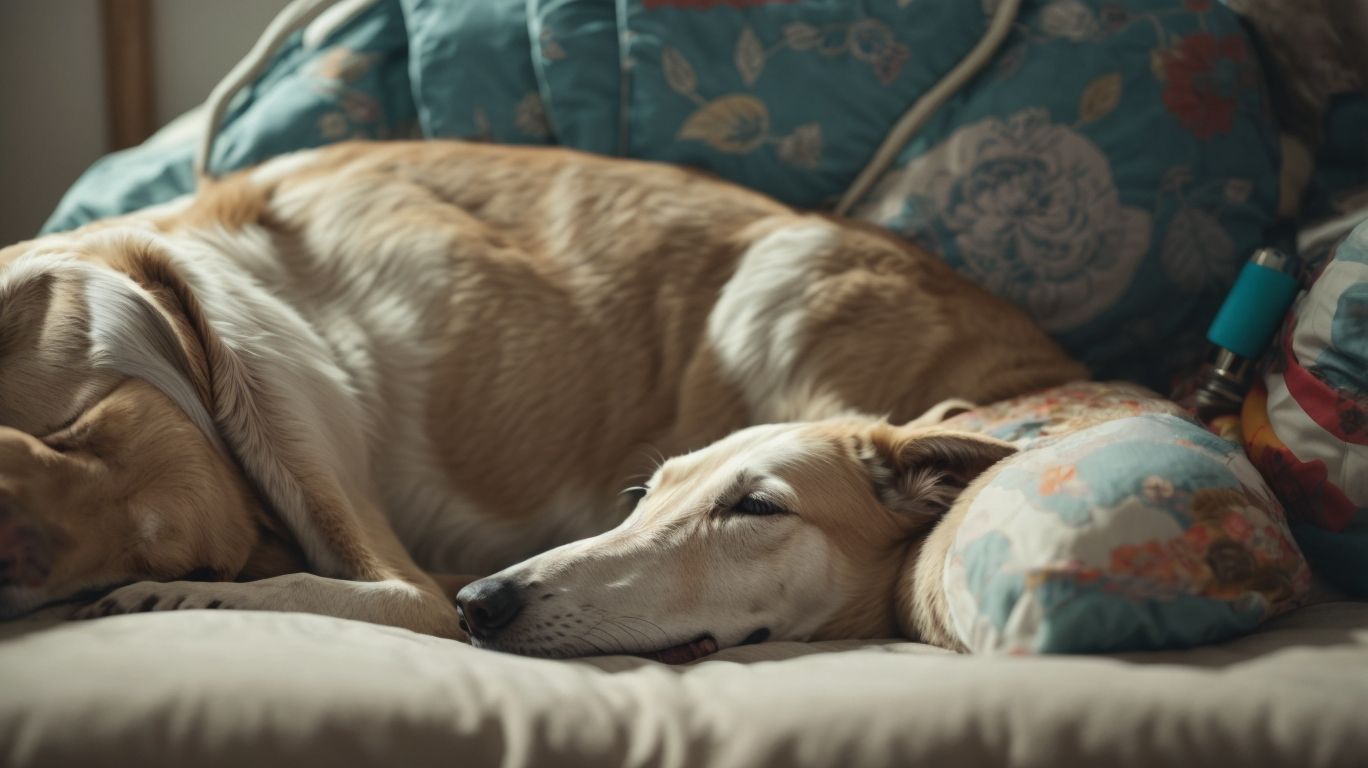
455, 578, 524, 640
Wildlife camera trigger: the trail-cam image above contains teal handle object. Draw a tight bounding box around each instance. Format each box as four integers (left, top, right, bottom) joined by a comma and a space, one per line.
1206, 259, 1299, 360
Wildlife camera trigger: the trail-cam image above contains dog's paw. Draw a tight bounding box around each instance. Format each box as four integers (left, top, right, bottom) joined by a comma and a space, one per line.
73, 581, 237, 620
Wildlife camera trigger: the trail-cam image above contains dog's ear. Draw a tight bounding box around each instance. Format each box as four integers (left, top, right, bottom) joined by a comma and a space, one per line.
857, 425, 1015, 526
91, 234, 386, 581
0, 270, 53, 368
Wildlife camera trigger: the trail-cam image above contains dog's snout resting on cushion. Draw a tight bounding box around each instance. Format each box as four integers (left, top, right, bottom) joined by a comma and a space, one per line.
458, 417, 1015, 660
0, 140, 1084, 638
456, 578, 525, 641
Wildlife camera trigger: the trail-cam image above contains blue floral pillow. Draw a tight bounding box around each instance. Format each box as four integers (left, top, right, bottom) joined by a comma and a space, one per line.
943, 411, 1311, 654
45, 0, 1282, 391
854, 0, 1282, 386
617, 0, 988, 208
403, 0, 555, 145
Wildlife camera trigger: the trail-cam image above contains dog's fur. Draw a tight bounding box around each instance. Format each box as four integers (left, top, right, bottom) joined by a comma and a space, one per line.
0, 140, 1084, 645
462, 410, 1012, 658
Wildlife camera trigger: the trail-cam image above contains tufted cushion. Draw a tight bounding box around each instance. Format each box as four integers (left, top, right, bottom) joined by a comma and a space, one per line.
940, 387, 1311, 653
1245, 219, 1368, 596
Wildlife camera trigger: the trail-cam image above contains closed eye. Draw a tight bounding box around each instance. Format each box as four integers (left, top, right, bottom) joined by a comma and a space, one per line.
42, 426, 86, 454
729, 494, 791, 516
39, 410, 86, 452
621, 486, 649, 508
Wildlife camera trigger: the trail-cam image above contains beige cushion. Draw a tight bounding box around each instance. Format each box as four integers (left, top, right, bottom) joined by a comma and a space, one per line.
3, 602, 1368, 768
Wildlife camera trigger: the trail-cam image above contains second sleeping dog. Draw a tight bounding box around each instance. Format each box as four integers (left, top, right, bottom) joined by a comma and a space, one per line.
0, 141, 1084, 640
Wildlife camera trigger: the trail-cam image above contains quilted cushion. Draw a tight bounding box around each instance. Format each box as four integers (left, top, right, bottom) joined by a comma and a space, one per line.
941, 385, 1311, 653
1245, 220, 1368, 596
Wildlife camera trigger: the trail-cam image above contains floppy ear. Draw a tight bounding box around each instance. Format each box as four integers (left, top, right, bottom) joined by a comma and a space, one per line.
858, 425, 1015, 526
92, 234, 385, 580
0, 269, 55, 381
39, 231, 459, 636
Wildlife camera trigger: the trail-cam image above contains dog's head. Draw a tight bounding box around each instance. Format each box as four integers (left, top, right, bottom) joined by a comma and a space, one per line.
456, 418, 1013, 662
0, 224, 358, 618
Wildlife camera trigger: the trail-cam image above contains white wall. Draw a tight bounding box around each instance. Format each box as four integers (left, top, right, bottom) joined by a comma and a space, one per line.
0, 0, 288, 245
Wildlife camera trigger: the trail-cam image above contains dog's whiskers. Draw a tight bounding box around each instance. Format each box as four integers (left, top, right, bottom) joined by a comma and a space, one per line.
606, 618, 650, 644
574, 631, 608, 656
586, 623, 627, 653
616, 615, 669, 643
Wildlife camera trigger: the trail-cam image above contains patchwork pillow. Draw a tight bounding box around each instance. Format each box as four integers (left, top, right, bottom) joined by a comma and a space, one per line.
1244, 220, 1368, 596
617, 1, 989, 208
940, 386, 1311, 653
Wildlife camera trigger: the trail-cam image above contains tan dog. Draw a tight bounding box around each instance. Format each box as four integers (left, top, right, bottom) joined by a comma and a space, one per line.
0, 140, 1084, 640
457, 410, 1006, 659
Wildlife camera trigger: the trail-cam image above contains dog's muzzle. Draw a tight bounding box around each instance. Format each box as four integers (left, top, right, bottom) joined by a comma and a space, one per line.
455, 577, 524, 641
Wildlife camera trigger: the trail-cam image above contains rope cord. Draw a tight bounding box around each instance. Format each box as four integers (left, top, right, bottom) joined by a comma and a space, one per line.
834, 0, 1022, 216
195, 0, 1021, 211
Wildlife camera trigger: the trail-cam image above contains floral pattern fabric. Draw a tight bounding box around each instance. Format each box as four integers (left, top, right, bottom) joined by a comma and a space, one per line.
43, 0, 1281, 389
856, 0, 1281, 386
941, 380, 1190, 448
1245, 220, 1368, 596
945, 406, 1311, 654
29, 0, 1320, 656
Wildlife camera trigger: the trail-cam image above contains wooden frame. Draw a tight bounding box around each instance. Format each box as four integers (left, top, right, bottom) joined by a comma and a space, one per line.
100, 0, 156, 150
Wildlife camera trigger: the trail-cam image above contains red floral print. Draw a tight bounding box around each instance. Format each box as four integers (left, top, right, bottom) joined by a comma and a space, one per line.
1158, 33, 1251, 139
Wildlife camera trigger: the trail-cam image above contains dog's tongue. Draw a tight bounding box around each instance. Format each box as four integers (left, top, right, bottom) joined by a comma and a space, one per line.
637, 635, 718, 665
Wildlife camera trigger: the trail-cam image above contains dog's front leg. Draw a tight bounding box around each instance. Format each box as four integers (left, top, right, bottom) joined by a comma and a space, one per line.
73, 573, 466, 640
72, 491, 467, 639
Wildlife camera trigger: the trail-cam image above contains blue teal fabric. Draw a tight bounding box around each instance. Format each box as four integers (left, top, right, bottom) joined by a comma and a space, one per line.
403, 0, 552, 145
1304, 94, 1368, 224
618, 0, 987, 208
43, 0, 415, 231
854, 0, 1282, 387
1206, 261, 1300, 359
947, 414, 1311, 654
43, 0, 1283, 389
528, 0, 622, 156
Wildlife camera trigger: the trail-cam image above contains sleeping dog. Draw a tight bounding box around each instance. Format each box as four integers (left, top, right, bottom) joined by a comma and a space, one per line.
0, 140, 1084, 643
457, 409, 1011, 659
